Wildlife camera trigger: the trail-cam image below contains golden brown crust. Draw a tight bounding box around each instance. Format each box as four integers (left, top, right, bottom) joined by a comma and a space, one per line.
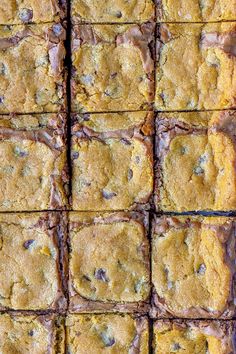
71, 23, 155, 112
68, 211, 150, 313
151, 215, 236, 319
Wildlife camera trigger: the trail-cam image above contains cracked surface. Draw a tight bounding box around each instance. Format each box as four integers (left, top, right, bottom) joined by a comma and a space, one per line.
156, 23, 236, 111
156, 110, 236, 212
0, 213, 65, 310
71, 24, 154, 112
68, 212, 150, 312
71, 112, 153, 210
0, 23, 66, 113
0, 0, 66, 24
71, 0, 154, 23
66, 314, 148, 353
0, 314, 64, 353
151, 216, 235, 319
154, 320, 236, 354
157, 0, 236, 22
0, 114, 68, 211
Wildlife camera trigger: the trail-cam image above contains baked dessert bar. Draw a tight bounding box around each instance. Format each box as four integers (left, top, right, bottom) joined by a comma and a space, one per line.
71, 0, 154, 23
0, 23, 66, 114
71, 112, 153, 210
156, 23, 236, 111
0, 114, 68, 211
155, 110, 236, 212
71, 24, 154, 112
157, 0, 236, 22
0, 212, 66, 311
0, 314, 64, 353
66, 314, 149, 353
151, 216, 236, 319
0, 1, 67, 24
68, 212, 150, 312
153, 320, 236, 353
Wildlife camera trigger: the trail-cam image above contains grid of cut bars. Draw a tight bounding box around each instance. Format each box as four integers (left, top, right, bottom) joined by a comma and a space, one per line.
0, 0, 235, 353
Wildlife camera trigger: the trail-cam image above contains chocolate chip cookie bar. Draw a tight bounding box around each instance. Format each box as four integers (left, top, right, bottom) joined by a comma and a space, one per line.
153, 320, 236, 353
0, 0, 67, 24
157, 0, 236, 22
71, 0, 154, 23
68, 212, 150, 312
71, 24, 154, 112
151, 216, 236, 319
66, 314, 149, 353
0, 23, 66, 113
156, 110, 236, 212
71, 112, 153, 211
0, 212, 66, 311
0, 114, 68, 211
155, 23, 236, 111
0, 314, 64, 353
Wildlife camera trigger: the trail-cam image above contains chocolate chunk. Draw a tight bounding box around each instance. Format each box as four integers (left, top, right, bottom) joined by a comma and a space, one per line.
128, 168, 133, 181
0, 96, 4, 104
18, 8, 33, 23
94, 268, 109, 282
172, 343, 181, 351
193, 166, 204, 175
23, 239, 35, 249
100, 332, 115, 347
72, 151, 79, 160
28, 330, 34, 336
197, 263, 206, 275
0, 63, 6, 75
102, 190, 117, 200
115, 11, 122, 18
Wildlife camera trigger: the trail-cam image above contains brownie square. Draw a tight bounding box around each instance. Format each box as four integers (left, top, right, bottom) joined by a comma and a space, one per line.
0, 113, 68, 211
68, 211, 150, 313
151, 215, 236, 319
71, 112, 153, 211
0, 212, 66, 311
0, 314, 64, 353
155, 110, 236, 212
153, 320, 236, 353
157, 0, 236, 22
0, 1, 67, 24
71, 0, 154, 23
66, 314, 149, 353
0, 23, 66, 113
155, 23, 236, 111
71, 24, 154, 112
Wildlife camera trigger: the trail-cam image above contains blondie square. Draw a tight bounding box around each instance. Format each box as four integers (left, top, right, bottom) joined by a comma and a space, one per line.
151, 216, 236, 319
0, 212, 66, 311
155, 23, 236, 111
66, 314, 149, 353
71, 112, 153, 211
68, 212, 150, 312
153, 320, 236, 354
157, 0, 236, 22
0, 114, 68, 211
0, 23, 66, 113
71, 24, 154, 112
156, 110, 236, 212
71, 0, 154, 23
0, 1, 67, 24
0, 314, 64, 353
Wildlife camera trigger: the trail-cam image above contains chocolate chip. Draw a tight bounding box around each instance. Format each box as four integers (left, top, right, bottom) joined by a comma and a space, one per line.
193, 166, 204, 175
18, 8, 33, 23
23, 239, 35, 249
72, 151, 79, 160
53, 24, 63, 36
120, 138, 131, 145
100, 332, 115, 347
172, 343, 181, 351
0, 63, 6, 75
115, 11, 122, 18
102, 190, 117, 200
197, 264, 206, 275
28, 330, 34, 336
83, 114, 90, 121
0, 96, 4, 104
128, 169, 133, 181
94, 268, 109, 282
